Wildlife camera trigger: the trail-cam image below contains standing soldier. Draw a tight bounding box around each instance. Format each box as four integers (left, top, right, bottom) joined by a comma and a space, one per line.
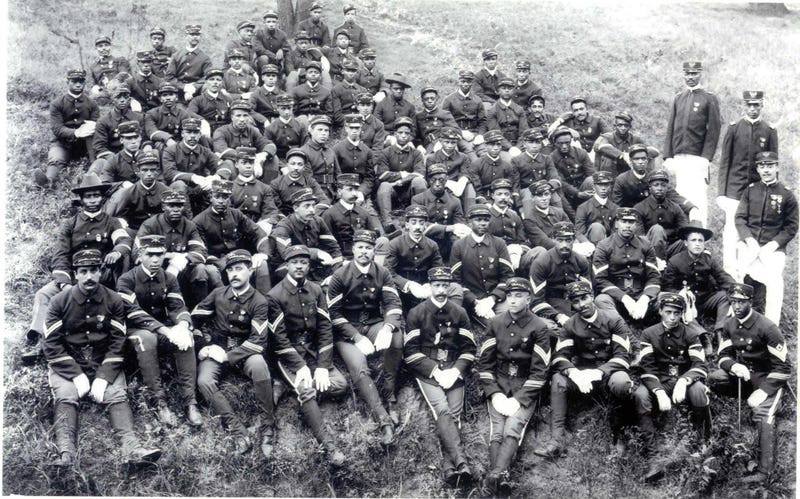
117, 235, 201, 427
36, 69, 100, 189
43, 249, 161, 468
709, 283, 791, 483
405, 267, 476, 485
734, 151, 798, 326
534, 281, 634, 458
478, 277, 551, 495
191, 250, 275, 457
327, 230, 402, 441
267, 245, 348, 465
718, 91, 779, 274
663, 61, 722, 226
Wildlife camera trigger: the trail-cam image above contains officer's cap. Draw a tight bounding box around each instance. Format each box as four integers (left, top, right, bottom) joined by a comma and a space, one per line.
230, 99, 252, 112
94, 36, 112, 46
309, 114, 332, 127
285, 245, 311, 261
290, 187, 317, 205
514, 60, 531, 70
743, 90, 765, 102
211, 180, 234, 195
728, 283, 754, 300
353, 229, 377, 245
343, 4, 357, 14
158, 81, 178, 94
261, 64, 280, 75
491, 178, 513, 192
427, 164, 448, 177
117, 120, 141, 137
628, 143, 649, 157
237, 20, 256, 31
181, 118, 201, 131
309, 2, 323, 11
528, 94, 546, 106
483, 129, 504, 144
275, 93, 294, 106
458, 70, 475, 81
505, 277, 532, 294
227, 48, 246, 59
553, 221, 576, 238
658, 292, 686, 311
136, 150, 160, 166
110, 85, 131, 97
359, 48, 377, 59
521, 128, 544, 142
72, 249, 103, 268
139, 234, 167, 251
467, 205, 491, 219
394, 116, 414, 131
341, 59, 359, 71
262, 10, 278, 19
67, 69, 87, 80
305, 60, 322, 72
592, 170, 614, 184
615, 207, 640, 221
565, 280, 593, 300
285, 148, 307, 161
439, 127, 461, 141
497, 78, 515, 88
294, 30, 312, 41
224, 249, 252, 269
420, 86, 438, 98
405, 205, 429, 220
482, 48, 498, 60
184, 24, 202, 35
428, 267, 453, 282
614, 111, 633, 124
551, 126, 573, 141
150, 27, 166, 37
236, 146, 257, 161
161, 190, 187, 205
334, 29, 351, 40
136, 51, 155, 62
569, 96, 587, 107
337, 173, 361, 187
343, 114, 363, 126
205, 68, 225, 79
647, 169, 670, 184
755, 151, 778, 164
355, 92, 374, 105
530, 179, 552, 195
682, 61, 703, 72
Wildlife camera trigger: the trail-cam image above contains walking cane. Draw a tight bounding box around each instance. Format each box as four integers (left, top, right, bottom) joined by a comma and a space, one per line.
737, 376, 742, 433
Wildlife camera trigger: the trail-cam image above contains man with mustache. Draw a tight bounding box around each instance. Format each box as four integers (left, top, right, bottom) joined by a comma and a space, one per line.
191, 250, 275, 457
551, 96, 609, 160
212, 99, 277, 181
88, 36, 131, 101
165, 25, 213, 102
486, 178, 529, 272
43, 249, 161, 468
326, 230, 402, 441
321, 174, 383, 261
534, 280, 634, 458
187, 69, 233, 135
269, 148, 330, 215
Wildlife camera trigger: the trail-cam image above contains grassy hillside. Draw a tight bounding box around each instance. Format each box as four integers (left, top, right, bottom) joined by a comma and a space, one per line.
4, 0, 797, 497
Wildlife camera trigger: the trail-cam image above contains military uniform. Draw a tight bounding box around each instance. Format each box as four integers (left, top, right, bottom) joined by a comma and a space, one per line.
333, 138, 376, 197
144, 103, 202, 146
222, 67, 258, 100
383, 228, 444, 308
165, 47, 212, 84
187, 90, 233, 134
358, 113, 388, 155
548, 145, 595, 210
520, 203, 570, 248
92, 107, 145, 160
321, 200, 382, 259
415, 106, 458, 150
473, 65, 507, 103
161, 140, 222, 205
487, 100, 526, 150
529, 246, 591, 319
561, 114, 609, 154
410, 188, 465, 262
296, 17, 331, 47
291, 82, 332, 117
301, 137, 339, 199
89, 55, 131, 88
468, 153, 516, 197
249, 84, 282, 126
593, 130, 649, 177
269, 212, 343, 281
575, 195, 619, 244
633, 182, 689, 259
611, 169, 696, 215
265, 116, 308, 160
114, 180, 171, 230
129, 72, 162, 112
357, 66, 385, 96
333, 20, 369, 54
442, 90, 488, 135
450, 230, 514, 311
374, 95, 417, 133
376, 142, 427, 219
331, 79, 368, 125
99, 149, 140, 184
511, 79, 542, 110
231, 176, 280, 223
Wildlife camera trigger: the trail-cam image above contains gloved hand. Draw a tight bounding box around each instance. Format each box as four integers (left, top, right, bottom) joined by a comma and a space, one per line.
74, 120, 96, 138
758, 241, 779, 260
355, 335, 376, 356
491, 392, 510, 415
572, 240, 595, 258
655, 389, 672, 411
251, 252, 268, 268
166, 253, 189, 276
745, 237, 760, 253
104, 251, 122, 266
451, 223, 471, 238
257, 220, 273, 235
583, 369, 604, 383
407, 281, 431, 299
73, 373, 91, 398
472, 134, 485, 146
461, 130, 475, 142
191, 174, 210, 190
314, 367, 331, 392
474, 296, 496, 319
505, 397, 521, 416
508, 146, 522, 158
672, 377, 688, 404
556, 313, 570, 326
317, 250, 334, 265
295, 365, 313, 388
90, 377, 109, 403
91, 85, 103, 96
656, 257, 667, 272
372, 91, 386, 103
632, 295, 650, 320
415, 145, 427, 156
568, 369, 593, 394
199, 345, 227, 364
747, 388, 768, 408
130, 98, 143, 112
621, 295, 638, 316
183, 83, 196, 100
373, 325, 393, 351
199, 119, 212, 138
730, 362, 751, 381
384, 135, 397, 147
436, 368, 460, 390
432, 141, 442, 152
169, 322, 194, 351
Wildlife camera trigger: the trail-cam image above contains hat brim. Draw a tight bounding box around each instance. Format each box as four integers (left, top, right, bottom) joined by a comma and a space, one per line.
72, 183, 112, 195
384, 77, 411, 88
678, 225, 714, 240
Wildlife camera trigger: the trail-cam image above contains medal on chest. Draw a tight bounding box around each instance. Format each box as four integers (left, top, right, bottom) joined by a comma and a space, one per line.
769, 194, 783, 214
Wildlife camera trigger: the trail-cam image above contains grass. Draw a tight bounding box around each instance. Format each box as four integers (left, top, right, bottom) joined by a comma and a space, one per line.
4, 0, 798, 497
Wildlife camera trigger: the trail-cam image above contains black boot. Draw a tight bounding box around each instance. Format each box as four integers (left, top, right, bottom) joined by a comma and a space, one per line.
699, 333, 714, 359
534, 386, 567, 458
50, 402, 78, 467
107, 403, 161, 465
691, 407, 712, 442
21, 334, 44, 365
742, 421, 775, 483
354, 375, 391, 431
436, 414, 470, 485
253, 380, 276, 458
494, 436, 520, 494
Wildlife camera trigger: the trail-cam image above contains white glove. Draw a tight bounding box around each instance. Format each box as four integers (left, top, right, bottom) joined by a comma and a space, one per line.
74, 120, 96, 138
257, 220, 273, 235
632, 295, 650, 320
461, 130, 474, 142
745, 237, 760, 253
190, 174, 209, 190
656, 257, 667, 272
474, 296, 496, 319
168, 323, 194, 351
747, 388, 768, 408
73, 374, 91, 398
251, 252, 268, 268
372, 91, 386, 103
508, 146, 522, 158
316, 250, 334, 265
373, 325, 393, 352
275, 49, 284, 60
584, 369, 604, 383
295, 365, 313, 389
199, 119, 212, 138
758, 241, 779, 260
472, 134, 485, 146
408, 281, 431, 299
241, 92, 252, 100
130, 98, 142, 112
355, 335, 376, 356
572, 240, 595, 258
166, 253, 189, 276
432, 141, 442, 152
384, 135, 397, 147
556, 313, 570, 326
491, 392, 510, 414
655, 389, 672, 411
451, 223, 471, 238
91, 85, 103, 96
90, 377, 108, 403
199, 345, 227, 364
505, 397, 521, 416
415, 145, 427, 156
437, 368, 460, 390
183, 83, 196, 100
730, 363, 751, 381
621, 295, 637, 316
507, 244, 523, 270
568, 369, 593, 394
254, 150, 268, 170
672, 377, 688, 404
314, 367, 331, 392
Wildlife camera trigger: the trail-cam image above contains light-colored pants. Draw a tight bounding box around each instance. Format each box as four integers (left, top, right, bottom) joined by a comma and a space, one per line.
664, 154, 709, 226
736, 243, 785, 325
716, 196, 740, 275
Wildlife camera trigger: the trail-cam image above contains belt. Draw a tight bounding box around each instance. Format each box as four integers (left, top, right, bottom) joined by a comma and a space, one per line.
498, 360, 529, 378
456, 119, 476, 130
421, 346, 455, 363
317, 174, 336, 184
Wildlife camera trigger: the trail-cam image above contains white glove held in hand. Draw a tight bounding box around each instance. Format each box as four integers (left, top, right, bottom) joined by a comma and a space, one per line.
90, 377, 108, 403
314, 367, 331, 392
730, 363, 751, 381
672, 377, 688, 404
73, 374, 91, 398
355, 335, 376, 356
655, 389, 672, 411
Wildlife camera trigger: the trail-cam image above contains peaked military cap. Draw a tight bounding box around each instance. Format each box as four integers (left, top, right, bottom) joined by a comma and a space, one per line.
72, 249, 103, 267
553, 221, 576, 238
205, 68, 225, 79
514, 60, 531, 70
136, 51, 155, 62
682, 61, 703, 72
149, 27, 166, 37
467, 205, 491, 218
261, 64, 280, 75
237, 20, 256, 31
285, 148, 307, 161
343, 5, 357, 14
628, 143, 649, 156
305, 60, 323, 71
439, 127, 461, 141
262, 10, 278, 19
341, 58, 359, 71
427, 164, 448, 177
728, 283, 754, 300
337, 173, 360, 187
294, 30, 312, 41
275, 93, 294, 106
285, 245, 311, 260
615, 207, 640, 221
497, 77, 515, 88
592, 170, 614, 184
528, 94, 545, 106
647, 169, 670, 184
139, 234, 167, 250
67, 69, 87, 80
405, 205, 429, 219
551, 126, 574, 140
491, 178, 513, 191
569, 96, 587, 107
334, 29, 351, 39
343, 113, 363, 125
184, 24, 202, 34
521, 128, 544, 141
658, 292, 686, 311
309, 114, 332, 127
743, 90, 765, 102
530, 179, 552, 195
117, 120, 141, 136
158, 81, 178, 94
182, 118, 201, 131
755, 151, 778, 164
394, 116, 414, 130
614, 111, 633, 123
483, 129, 504, 144
428, 267, 453, 282
136, 150, 160, 166
230, 99, 252, 112
420, 86, 438, 97
211, 180, 233, 195
353, 229, 377, 245
291, 187, 318, 205
565, 280, 593, 299
236, 146, 257, 160
224, 249, 252, 268
227, 48, 246, 59
482, 48, 498, 59
355, 92, 374, 104
161, 190, 187, 204
359, 48, 376, 59
506, 277, 532, 294
94, 36, 111, 46
110, 85, 131, 97
458, 70, 475, 80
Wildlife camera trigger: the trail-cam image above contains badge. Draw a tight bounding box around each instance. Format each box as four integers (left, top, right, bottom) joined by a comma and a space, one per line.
508, 363, 518, 377
668, 365, 678, 376
769, 194, 782, 214
587, 127, 592, 134
759, 137, 766, 147
434, 332, 441, 345
96, 234, 102, 242
437, 349, 448, 361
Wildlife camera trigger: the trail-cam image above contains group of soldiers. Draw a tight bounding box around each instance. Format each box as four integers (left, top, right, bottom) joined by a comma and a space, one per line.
25, 3, 797, 494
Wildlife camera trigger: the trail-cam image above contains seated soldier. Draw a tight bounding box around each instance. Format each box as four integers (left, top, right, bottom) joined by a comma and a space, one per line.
467, 129, 516, 200
253, 10, 291, 77
144, 82, 207, 152
300, 114, 338, 203
663, 222, 734, 356
478, 277, 551, 495
230, 147, 280, 231
529, 222, 592, 328
264, 94, 308, 162
296, 2, 331, 48
327, 230, 402, 441
593, 208, 661, 324
330, 59, 368, 127
486, 78, 525, 160
321, 174, 384, 261
212, 99, 278, 182
89, 36, 132, 101
270, 148, 330, 215
404, 267, 476, 486
415, 86, 463, 157
284, 31, 330, 90
98, 120, 148, 213
110, 151, 170, 232
36, 69, 100, 189
356, 48, 385, 97
223, 21, 259, 71
221, 48, 259, 101
333, 114, 376, 204
425, 127, 477, 212
520, 96, 556, 153
473, 49, 506, 109
128, 51, 162, 113
191, 250, 275, 457
633, 293, 711, 482
486, 178, 531, 271
148, 27, 176, 78
291, 61, 333, 126
192, 180, 271, 296
511, 128, 567, 211
136, 190, 211, 308
574, 171, 619, 245
249, 64, 283, 130
268, 188, 343, 283
520, 180, 591, 261
509, 60, 542, 110
548, 126, 595, 214
89, 84, 147, 176
376, 117, 427, 227
354, 91, 388, 156
593, 112, 660, 177
441, 70, 487, 161
384, 205, 462, 311
708, 283, 791, 484
450, 205, 514, 322
534, 281, 634, 458
23, 174, 131, 364
550, 96, 610, 160
187, 69, 233, 135
634, 169, 689, 263
322, 29, 354, 84
43, 249, 161, 468
165, 25, 213, 102
117, 235, 200, 427
410, 164, 470, 263
266, 245, 347, 465
334, 5, 369, 54
374, 73, 416, 134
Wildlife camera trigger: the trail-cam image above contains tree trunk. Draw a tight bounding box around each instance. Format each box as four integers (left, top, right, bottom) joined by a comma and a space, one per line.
277, 0, 296, 32
748, 3, 789, 15
295, 0, 316, 25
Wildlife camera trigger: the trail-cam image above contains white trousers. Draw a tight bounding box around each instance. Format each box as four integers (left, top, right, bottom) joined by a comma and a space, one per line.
736, 243, 785, 326
716, 196, 740, 276
664, 154, 709, 226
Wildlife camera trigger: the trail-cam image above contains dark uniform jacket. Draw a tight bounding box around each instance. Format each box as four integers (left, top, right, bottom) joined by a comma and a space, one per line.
374, 97, 416, 133
575, 196, 618, 238
450, 232, 513, 303
116, 180, 171, 230
151, 46, 176, 77
734, 180, 798, 250
187, 91, 233, 133
529, 247, 591, 319
487, 100, 526, 149
377, 144, 426, 183
663, 87, 721, 161
129, 71, 162, 111
442, 90, 488, 134
291, 82, 332, 117
231, 176, 279, 223
301, 140, 339, 192
473, 68, 507, 102
548, 146, 594, 204
327, 261, 403, 340
611, 170, 696, 215
478, 310, 551, 407
333, 21, 369, 53
162, 141, 220, 184
488, 205, 527, 245
264, 117, 308, 159
552, 309, 632, 375
662, 250, 734, 301
593, 130, 647, 177
415, 107, 458, 147
357, 67, 385, 95
267, 275, 334, 370
191, 284, 270, 366
136, 213, 208, 265
511, 79, 542, 109
718, 310, 790, 395
269, 174, 329, 215
592, 232, 661, 301
426, 149, 470, 181
90, 56, 131, 87
411, 189, 465, 261
144, 104, 201, 144
269, 213, 343, 269
117, 265, 191, 329
404, 298, 476, 386
52, 212, 132, 284
638, 322, 707, 392
165, 48, 212, 84
321, 201, 382, 258
249, 86, 282, 125
384, 233, 443, 290
100, 149, 139, 184
331, 81, 369, 124
562, 114, 609, 153
719, 118, 778, 200
511, 151, 560, 192
358, 114, 387, 154
93, 107, 145, 159
468, 154, 516, 196
520, 205, 570, 249
193, 206, 269, 259
295, 18, 331, 47
333, 139, 375, 196
253, 28, 291, 61
49, 92, 100, 145
221, 67, 257, 100
43, 285, 127, 382
213, 124, 273, 161
633, 195, 688, 243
